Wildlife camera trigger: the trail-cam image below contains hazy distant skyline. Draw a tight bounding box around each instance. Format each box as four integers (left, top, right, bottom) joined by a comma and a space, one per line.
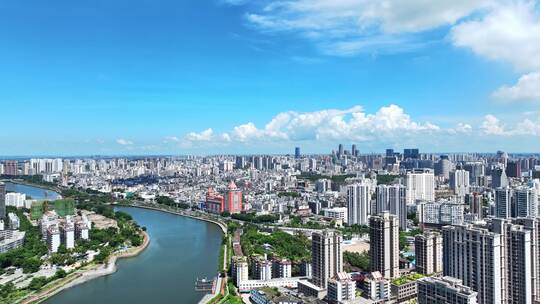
2, 0, 540, 155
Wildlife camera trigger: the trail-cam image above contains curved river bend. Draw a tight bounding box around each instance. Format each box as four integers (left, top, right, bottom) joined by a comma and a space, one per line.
44, 206, 223, 304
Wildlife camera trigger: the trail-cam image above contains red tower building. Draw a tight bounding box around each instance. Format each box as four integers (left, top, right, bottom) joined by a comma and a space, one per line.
224, 181, 242, 214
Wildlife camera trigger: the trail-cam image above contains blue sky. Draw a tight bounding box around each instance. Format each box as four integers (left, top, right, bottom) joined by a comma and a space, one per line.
1, 0, 540, 155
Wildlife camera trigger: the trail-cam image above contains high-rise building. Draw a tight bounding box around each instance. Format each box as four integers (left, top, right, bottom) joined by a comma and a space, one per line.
404, 148, 420, 159
442, 225, 503, 304
406, 169, 435, 204
224, 181, 242, 214
435, 156, 452, 179
347, 182, 373, 225
369, 212, 399, 279
415, 232, 442, 275
235, 156, 246, 169
450, 169, 470, 199
295, 147, 301, 159
511, 217, 540, 303
513, 186, 537, 218
3, 160, 18, 176
506, 160, 521, 178
351, 144, 358, 157
492, 167, 509, 188
417, 276, 478, 304
311, 229, 343, 289
252, 156, 263, 170
465, 193, 484, 219
464, 161, 485, 185
0, 182, 5, 219
338, 144, 344, 158
495, 187, 511, 218
375, 184, 407, 229
490, 218, 532, 304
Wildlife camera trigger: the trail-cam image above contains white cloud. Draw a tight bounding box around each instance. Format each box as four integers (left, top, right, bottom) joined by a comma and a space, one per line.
515, 118, 540, 135
449, 123, 473, 134
185, 128, 214, 141
481, 115, 506, 135
480, 114, 540, 136
493, 72, 540, 102
451, 1, 540, 72
451, 1, 540, 102
243, 0, 490, 55
116, 138, 134, 145
183, 104, 443, 146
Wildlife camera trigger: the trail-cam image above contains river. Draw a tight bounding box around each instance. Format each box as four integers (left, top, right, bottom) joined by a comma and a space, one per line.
4, 181, 60, 200
6, 182, 223, 304
43, 206, 223, 304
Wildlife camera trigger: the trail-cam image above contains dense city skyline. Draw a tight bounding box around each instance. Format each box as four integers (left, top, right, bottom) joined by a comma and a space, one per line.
3, 0, 540, 155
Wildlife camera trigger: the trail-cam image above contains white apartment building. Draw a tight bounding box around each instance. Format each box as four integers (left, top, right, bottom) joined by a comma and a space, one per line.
347, 181, 373, 225
327, 272, 356, 303
450, 169, 470, 200
323, 207, 347, 224
406, 169, 435, 204
375, 184, 407, 229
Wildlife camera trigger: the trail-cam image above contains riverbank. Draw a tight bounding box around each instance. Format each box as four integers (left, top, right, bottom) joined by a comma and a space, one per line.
0, 179, 64, 195
115, 203, 227, 234
116, 204, 231, 304
18, 231, 150, 304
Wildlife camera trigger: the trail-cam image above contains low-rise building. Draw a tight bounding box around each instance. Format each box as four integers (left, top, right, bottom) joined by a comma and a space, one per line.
323, 207, 348, 224
61, 220, 75, 249
391, 273, 424, 303
297, 279, 327, 299
7, 212, 20, 230
0, 230, 25, 253
327, 272, 356, 303
272, 259, 292, 278
417, 276, 478, 304
46, 225, 61, 253
362, 271, 391, 302
251, 255, 273, 281
232, 256, 249, 285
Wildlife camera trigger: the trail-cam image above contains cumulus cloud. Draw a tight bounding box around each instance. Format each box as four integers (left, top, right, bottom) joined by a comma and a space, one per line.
481, 114, 540, 136
481, 115, 506, 135
492, 72, 540, 102
185, 128, 214, 142
162, 106, 540, 152
116, 138, 134, 145
450, 1, 540, 102
451, 1, 540, 72
182, 104, 445, 146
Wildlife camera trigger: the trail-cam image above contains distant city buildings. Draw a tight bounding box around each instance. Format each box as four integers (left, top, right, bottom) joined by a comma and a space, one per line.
0, 182, 5, 219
